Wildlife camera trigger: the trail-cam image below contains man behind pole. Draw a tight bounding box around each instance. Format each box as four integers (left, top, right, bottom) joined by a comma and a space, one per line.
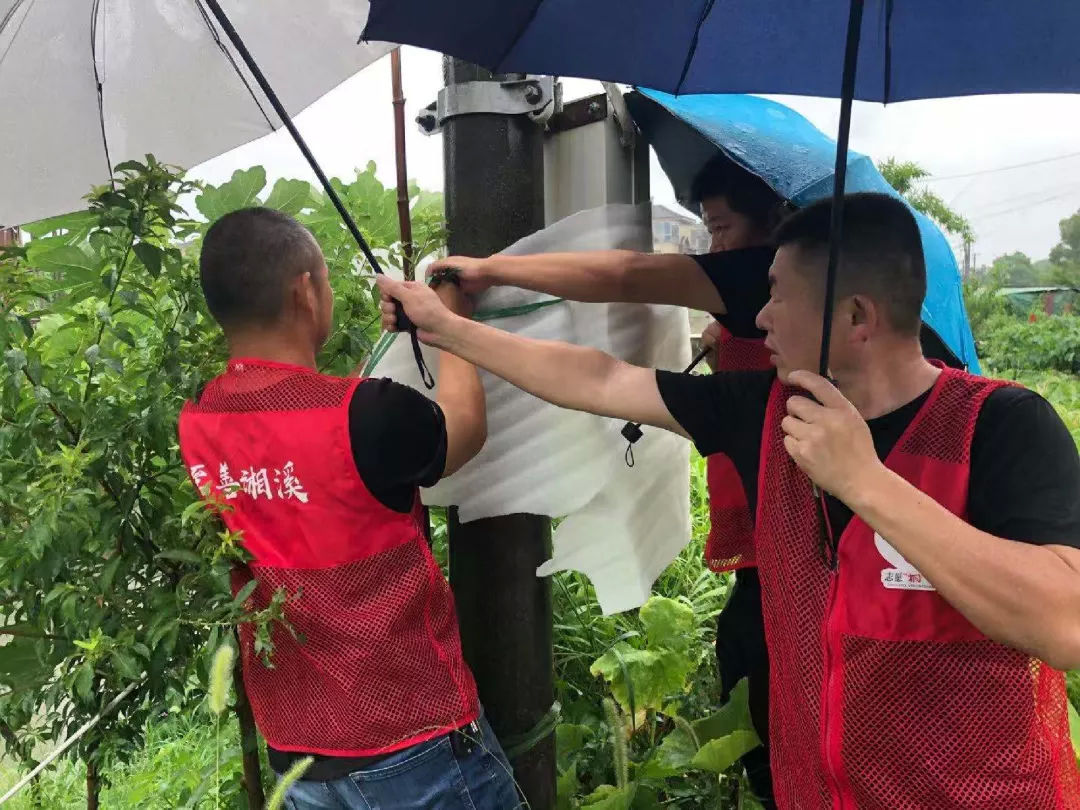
430, 156, 785, 806
379, 193, 1080, 809
178, 208, 519, 809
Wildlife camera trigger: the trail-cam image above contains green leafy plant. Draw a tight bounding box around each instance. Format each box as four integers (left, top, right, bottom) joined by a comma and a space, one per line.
0, 157, 443, 808
979, 313, 1080, 374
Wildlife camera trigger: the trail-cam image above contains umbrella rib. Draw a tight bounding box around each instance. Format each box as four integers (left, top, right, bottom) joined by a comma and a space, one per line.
192, 0, 276, 132
673, 0, 717, 95
883, 0, 894, 104
493, 0, 546, 72
90, 0, 114, 185
0, 0, 33, 74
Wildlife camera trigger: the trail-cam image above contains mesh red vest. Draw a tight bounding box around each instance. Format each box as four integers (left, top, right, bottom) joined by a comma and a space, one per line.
705, 327, 773, 572
177, 359, 479, 757
754, 366, 1080, 809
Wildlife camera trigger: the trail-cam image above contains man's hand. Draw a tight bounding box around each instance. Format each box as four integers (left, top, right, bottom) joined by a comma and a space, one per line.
700, 321, 723, 372
428, 256, 493, 296
376, 275, 465, 348
781, 370, 883, 503
434, 280, 474, 319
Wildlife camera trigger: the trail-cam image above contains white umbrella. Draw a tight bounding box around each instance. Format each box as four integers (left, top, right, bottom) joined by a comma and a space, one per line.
0, 0, 393, 226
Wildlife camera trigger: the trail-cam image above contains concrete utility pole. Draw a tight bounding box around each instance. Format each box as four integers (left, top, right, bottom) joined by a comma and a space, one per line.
429, 63, 649, 810
440, 57, 556, 810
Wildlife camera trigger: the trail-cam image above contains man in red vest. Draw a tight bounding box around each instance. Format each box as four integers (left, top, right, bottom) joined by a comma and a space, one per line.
430, 156, 785, 804
178, 208, 518, 809
381, 192, 1080, 808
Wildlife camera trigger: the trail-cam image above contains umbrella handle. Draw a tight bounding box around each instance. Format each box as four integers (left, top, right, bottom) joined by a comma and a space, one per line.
200, 0, 434, 388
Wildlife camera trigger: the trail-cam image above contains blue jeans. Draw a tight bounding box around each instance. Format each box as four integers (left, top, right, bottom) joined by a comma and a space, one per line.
279, 715, 521, 809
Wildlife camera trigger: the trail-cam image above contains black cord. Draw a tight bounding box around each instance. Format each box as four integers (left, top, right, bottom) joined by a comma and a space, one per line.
621, 344, 711, 467
200, 0, 433, 389
814, 486, 839, 570
90, 0, 114, 189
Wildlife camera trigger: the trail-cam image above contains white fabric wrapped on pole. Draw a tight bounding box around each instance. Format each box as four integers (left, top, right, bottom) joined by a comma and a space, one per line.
368, 204, 692, 615
0, 0, 393, 225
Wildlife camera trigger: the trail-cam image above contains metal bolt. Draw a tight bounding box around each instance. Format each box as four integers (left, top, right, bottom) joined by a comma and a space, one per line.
588, 100, 602, 116
524, 84, 543, 104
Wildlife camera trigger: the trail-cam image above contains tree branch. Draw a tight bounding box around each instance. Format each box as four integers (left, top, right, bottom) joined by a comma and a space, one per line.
80, 193, 147, 415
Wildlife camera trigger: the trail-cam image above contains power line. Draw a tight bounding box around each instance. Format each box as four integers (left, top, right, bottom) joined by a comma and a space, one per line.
964, 181, 1080, 216
924, 151, 1080, 182
972, 188, 1080, 221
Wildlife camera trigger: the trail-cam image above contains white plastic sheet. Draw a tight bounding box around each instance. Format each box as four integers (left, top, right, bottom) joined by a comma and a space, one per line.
370, 204, 691, 614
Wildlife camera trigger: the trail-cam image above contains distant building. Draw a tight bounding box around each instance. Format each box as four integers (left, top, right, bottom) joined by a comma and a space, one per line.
652, 204, 711, 338
652, 204, 710, 255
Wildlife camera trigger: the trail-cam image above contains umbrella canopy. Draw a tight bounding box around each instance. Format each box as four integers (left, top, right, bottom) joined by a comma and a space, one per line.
365, 0, 1080, 375
362, 0, 1080, 101
626, 89, 980, 371
0, 0, 392, 226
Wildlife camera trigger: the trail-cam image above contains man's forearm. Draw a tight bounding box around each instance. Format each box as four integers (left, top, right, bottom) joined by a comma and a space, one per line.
438, 314, 683, 434
849, 466, 1080, 669
436, 350, 487, 475
482, 251, 644, 302
482, 251, 725, 311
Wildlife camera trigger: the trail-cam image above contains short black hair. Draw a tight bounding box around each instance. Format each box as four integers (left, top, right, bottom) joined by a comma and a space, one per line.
690, 155, 785, 229
199, 207, 323, 330
773, 192, 926, 336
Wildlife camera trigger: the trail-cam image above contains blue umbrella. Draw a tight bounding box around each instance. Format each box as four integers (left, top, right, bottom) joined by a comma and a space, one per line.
626, 89, 980, 372
363, 0, 1080, 373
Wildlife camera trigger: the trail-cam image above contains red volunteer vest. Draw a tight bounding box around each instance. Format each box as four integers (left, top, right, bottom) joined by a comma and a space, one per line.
178, 359, 479, 757
705, 326, 773, 572
755, 366, 1080, 809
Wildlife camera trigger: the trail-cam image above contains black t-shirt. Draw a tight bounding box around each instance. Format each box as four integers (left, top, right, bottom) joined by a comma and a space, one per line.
679, 250, 1080, 782
347, 378, 448, 512
658, 367, 1080, 549
692, 246, 775, 339
268, 378, 448, 779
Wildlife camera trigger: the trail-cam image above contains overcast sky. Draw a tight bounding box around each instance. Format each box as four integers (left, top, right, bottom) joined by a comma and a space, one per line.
190, 46, 1080, 267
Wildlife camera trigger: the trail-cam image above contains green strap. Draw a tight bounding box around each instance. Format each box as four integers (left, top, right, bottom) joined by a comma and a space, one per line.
501, 700, 562, 761
362, 297, 565, 377
472, 297, 563, 322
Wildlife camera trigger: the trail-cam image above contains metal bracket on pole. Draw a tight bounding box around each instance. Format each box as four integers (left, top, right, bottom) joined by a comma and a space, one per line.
416, 75, 555, 135
601, 82, 637, 149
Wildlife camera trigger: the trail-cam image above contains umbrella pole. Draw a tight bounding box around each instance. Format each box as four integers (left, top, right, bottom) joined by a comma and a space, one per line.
819, 0, 865, 376
815, 0, 865, 571
203, 0, 379, 273
200, 0, 434, 387
391, 49, 415, 280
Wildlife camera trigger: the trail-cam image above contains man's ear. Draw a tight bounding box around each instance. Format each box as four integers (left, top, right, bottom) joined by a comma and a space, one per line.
288, 271, 316, 319
849, 294, 877, 343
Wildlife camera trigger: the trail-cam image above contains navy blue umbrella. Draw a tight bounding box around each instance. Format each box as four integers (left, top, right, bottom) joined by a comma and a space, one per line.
363, 1, 1079, 102
363, 0, 1080, 373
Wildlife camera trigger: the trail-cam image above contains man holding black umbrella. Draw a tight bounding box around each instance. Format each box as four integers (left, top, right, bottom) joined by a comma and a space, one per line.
381, 192, 1080, 809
